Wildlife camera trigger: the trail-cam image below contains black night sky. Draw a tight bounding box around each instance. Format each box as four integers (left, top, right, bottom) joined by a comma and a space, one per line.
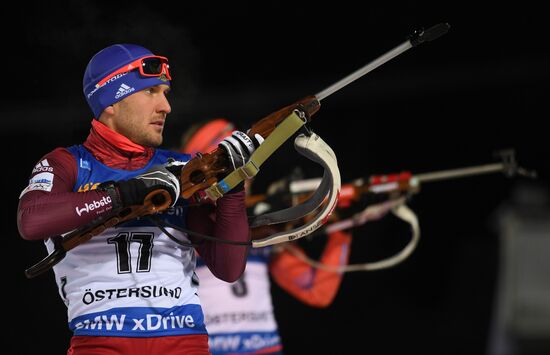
4, 2, 549, 354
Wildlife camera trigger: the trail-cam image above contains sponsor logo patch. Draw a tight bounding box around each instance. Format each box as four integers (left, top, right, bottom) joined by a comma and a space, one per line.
19, 172, 54, 198
77, 182, 101, 192
115, 83, 135, 99
75, 196, 112, 216
80, 158, 90, 170
32, 159, 53, 173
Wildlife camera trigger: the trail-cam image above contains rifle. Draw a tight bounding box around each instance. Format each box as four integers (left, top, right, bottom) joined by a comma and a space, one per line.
246, 149, 536, 272
247, 149, 536, 212
179, 23, 450, 200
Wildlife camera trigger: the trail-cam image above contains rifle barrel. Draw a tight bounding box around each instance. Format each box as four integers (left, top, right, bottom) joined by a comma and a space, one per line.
414, 163, 505, 183
315, 41, 413, 101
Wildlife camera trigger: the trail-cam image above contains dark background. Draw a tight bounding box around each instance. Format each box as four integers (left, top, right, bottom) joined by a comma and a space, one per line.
4, 2, 549, 354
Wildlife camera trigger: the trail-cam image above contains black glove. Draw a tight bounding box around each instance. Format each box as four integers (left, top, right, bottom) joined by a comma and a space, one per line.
218, 131, 257, 170
217, 131, 259, 193
101, 165, 180, 208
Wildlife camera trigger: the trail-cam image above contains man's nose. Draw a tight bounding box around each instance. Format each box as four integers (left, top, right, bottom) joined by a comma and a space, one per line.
158, 94, 171, 114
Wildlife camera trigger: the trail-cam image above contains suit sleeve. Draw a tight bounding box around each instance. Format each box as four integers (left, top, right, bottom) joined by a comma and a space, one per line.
17, 148, 116, 240
187, 190, 250, 283
269, 230, 352, 308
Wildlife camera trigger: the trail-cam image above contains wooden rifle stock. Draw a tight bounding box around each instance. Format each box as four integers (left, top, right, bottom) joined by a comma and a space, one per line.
62, 189, 172, 251
25, 189, 172, 278
179, 96, 320, 199
26, 95, 323, 277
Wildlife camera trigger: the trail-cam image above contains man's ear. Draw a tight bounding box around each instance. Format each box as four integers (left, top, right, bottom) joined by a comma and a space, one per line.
103, 105, 115, 116
98, 105, 115, 127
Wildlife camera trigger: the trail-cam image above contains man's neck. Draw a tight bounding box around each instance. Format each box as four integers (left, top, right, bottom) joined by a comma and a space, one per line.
83, 119, 154, 170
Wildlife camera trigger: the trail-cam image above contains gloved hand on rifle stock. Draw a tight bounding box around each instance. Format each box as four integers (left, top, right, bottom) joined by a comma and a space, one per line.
100, 164, 181, 208
218, 130, 263, 192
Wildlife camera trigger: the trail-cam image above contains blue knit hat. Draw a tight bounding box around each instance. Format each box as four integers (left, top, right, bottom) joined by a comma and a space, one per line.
83, 44, 171, 118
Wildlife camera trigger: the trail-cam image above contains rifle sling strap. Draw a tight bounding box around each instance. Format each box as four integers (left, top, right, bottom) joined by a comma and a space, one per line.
205, 110, 306, 200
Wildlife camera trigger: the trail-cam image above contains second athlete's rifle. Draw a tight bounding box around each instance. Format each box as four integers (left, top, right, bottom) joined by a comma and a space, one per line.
247, 149, 536, 210
246, 149, 536, 272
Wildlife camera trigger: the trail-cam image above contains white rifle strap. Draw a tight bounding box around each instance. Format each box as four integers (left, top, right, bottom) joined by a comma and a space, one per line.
277, 201, 420, 272
250, 168, 331, 227
252, 132, 341, 247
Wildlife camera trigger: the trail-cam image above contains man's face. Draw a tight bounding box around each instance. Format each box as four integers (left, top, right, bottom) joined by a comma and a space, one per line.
110, 84, 171, 147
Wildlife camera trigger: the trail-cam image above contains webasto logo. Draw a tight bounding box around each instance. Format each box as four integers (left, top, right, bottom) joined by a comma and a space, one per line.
75, 196, 112, 216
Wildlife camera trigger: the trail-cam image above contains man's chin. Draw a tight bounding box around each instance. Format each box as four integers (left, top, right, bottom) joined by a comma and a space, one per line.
142, 135, 163, 148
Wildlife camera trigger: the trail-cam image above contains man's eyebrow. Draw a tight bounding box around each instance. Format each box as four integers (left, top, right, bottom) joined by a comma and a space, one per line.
148, 85, 171, 93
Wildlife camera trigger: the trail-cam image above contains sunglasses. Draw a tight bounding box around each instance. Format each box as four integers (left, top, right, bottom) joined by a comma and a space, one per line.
96, 55, 171, 87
